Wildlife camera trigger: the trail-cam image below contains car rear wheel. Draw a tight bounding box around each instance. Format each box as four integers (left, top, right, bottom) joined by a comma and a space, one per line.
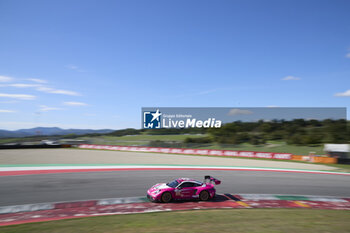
199, 191, 210, 201
161, 192, 172, 203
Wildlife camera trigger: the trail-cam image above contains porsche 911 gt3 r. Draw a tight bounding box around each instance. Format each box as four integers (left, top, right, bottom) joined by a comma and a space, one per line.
147, 176, 221, 203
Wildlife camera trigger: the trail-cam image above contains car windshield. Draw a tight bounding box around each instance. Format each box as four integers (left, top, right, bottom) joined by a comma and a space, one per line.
167, 180, 179, 188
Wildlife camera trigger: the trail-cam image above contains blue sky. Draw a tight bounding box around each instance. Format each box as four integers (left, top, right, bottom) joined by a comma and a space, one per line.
0, 0, 349, 130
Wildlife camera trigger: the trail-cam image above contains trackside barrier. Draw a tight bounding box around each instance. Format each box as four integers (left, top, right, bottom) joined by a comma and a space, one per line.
312, 156, 337, 164
78, 144, 339, 164
292, 155, 337, 164
78, 144, 293, 160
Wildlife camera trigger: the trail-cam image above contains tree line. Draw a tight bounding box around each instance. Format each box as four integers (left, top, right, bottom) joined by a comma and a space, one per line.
105, 119, 349, 146
14, 119, 346, 146
194, 119, 348, 145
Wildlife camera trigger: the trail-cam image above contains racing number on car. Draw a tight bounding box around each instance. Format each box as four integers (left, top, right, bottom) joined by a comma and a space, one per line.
175, 189, 181, 197
176, 181, 201, 199
181, 182, 194, 198
179, 188, 193, 198
175, 188, 191, 198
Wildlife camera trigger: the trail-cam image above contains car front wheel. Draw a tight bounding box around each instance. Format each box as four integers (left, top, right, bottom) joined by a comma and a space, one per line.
161, 192, 172, 203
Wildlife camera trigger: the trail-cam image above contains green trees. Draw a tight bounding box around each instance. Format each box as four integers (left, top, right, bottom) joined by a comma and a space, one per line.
206, 119, 348, 146
104, 119, 348, 147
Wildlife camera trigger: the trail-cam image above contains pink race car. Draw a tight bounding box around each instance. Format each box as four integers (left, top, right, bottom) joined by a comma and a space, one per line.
147, 176, 221, 203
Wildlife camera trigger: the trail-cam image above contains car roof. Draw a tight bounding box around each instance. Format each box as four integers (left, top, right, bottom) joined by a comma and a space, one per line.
176, 178, 202, 184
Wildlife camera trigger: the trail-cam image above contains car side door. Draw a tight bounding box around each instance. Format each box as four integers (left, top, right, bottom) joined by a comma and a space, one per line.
175, 182, 196, 199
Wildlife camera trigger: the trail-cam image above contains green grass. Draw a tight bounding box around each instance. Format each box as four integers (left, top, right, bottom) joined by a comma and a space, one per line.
0, 137, 44, 144
75, 146, 350, 172
0, 133, 332, 155
1, 209, 349, 233
195, 143, 324, 155
324, 163, 350, 172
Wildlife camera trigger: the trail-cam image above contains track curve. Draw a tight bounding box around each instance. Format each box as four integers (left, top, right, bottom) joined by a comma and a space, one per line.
0, 170, 349, 206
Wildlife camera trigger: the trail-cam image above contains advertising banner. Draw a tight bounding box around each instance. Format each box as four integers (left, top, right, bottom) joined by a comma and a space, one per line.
78, 144, 292, 160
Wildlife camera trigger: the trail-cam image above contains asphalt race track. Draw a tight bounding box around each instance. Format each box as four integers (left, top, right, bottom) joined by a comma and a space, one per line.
0, 170, 349, 206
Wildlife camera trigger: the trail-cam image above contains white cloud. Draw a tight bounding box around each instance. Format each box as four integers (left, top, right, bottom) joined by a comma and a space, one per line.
36, 86, 55, 92
346, 53, 350, 58
266, 105, 280, 108
51, 89, 80, 96
0, 100, 19, 104
39, 105, 63, 112
67, 65, 85, 72
67, 65, 78, 70
228, 108, 253, 116
0, 75, 14, 82
27, 78, 47, 84
1, 82, 80, 96
8, 83, 41, 88
0, 93, 36, 100
36, 86, 80, 96
0, 82, 80, 96
0, 109, 16, 113
281, 76, 301, 81
63, 101, 88, 106
0, 76, 81, 96
334, 89, 350, 97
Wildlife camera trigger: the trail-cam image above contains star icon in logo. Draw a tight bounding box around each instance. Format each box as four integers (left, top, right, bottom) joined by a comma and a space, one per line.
151, 109, 162, 122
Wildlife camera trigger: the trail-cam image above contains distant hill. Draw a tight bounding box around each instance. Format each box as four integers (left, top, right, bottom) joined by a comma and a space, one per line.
0, 127, 114, 138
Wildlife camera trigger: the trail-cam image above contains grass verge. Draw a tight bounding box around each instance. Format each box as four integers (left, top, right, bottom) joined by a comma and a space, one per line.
74, 147, 350, 172
325, 163, 350, 172
1, 209, 349, 233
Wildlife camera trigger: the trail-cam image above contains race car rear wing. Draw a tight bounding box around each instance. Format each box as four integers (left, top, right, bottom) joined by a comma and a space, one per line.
204, 176, 221, 185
